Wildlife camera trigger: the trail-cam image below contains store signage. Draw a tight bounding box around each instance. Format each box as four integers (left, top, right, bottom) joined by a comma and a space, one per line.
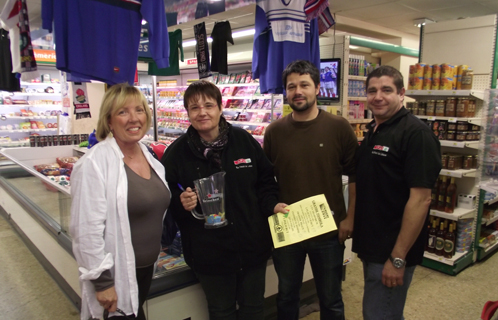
33, 49, 56, 65
186, 58, 197, 65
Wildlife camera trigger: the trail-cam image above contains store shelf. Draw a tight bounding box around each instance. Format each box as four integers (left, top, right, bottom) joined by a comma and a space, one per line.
0, 129, 58, 133
348, 118, 371, 123
484, 196, 498, 205
223, 108, 272, 113
0, 104, 61, 107
477, 241, 498, 260
229, 121, 269, 127
348, 75, 367, 81
0, 141, 29, 147
430, 207, 476, 221
423, 251, 468, 266
405, 89, 484, 100
440, 168, 476, 178
21, 82, 60, 86
482, 215, 498, 226
439, 140, 479, 149
2, 116, 57, 120
217, 83, 259, 87
223, 95, 273, 100
415, 115, 483, 125
1, 92, 61, 97
347, 96, 367, 101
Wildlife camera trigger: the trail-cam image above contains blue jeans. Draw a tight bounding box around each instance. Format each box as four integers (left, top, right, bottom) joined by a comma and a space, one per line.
272, 237, 345, 320
362, 260, 416, 320
195, 261, 267, 320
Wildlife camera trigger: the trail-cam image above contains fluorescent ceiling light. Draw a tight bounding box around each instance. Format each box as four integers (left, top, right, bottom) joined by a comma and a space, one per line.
349, 45, 359, 49
413, 18, 436, 28
183, 28, 255, 48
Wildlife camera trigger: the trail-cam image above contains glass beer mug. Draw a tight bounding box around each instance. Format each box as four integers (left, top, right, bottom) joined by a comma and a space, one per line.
192, 171, 228, 229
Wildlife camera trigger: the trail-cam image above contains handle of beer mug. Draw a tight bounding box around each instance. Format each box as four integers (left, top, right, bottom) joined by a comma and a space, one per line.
191, 209, 205, 220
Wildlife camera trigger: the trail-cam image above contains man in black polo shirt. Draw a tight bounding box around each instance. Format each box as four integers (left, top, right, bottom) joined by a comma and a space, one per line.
353, 66, 441, 319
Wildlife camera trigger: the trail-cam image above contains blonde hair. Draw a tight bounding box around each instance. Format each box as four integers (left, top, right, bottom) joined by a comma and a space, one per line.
96, 83, 152, 141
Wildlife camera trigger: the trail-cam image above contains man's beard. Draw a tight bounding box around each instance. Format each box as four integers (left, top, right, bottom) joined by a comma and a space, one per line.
289, 96, 315, 112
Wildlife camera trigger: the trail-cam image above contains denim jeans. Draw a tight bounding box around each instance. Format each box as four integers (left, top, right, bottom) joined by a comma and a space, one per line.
362, 260, 416, 320
272, 237, 345, 320
195, 261, 267, 320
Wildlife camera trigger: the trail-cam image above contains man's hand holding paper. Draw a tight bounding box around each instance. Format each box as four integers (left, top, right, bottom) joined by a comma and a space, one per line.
268, 194, 337, 248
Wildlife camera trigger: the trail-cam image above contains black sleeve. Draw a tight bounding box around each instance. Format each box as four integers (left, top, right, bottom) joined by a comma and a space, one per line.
404, 129, 442, 188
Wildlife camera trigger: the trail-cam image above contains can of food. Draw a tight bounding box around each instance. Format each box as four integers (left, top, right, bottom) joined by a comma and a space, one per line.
418, 101, 426, 115
29, 135, 36, 147
457, 121, 469, 131
408, 65, 416, 90
441, 154, 449, 169
423, 65, 432, 90
435, 100, 446, 117
448, 122, 457, 131
441, 63, 452, 78
445, 98, 457, 117
456, 98, 469, 117
446, 130, 456, 140
456, 65, 469, 90
463, 155, 474, 169
432, 64, 441, 90
440, 77, 453, 90
456, 131, 467, 141
426, 100, 436, 116
467, 99, 476, 117
412, 101, 419, 115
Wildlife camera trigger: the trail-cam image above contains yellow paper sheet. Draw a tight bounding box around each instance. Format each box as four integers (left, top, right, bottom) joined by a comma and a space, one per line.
268, 194, 337, 248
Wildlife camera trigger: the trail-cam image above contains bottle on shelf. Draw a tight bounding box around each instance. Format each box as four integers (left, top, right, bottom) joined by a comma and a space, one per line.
435, 222, 446, 256
430, 176, 441, 210
437, 176, 448, 211
444, 224, 456, 258
445, 177, 457, 213
427, 219, 437, 253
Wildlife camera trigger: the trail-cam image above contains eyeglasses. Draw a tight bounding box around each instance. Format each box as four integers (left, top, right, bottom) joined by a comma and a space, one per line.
188, 104, 218, 114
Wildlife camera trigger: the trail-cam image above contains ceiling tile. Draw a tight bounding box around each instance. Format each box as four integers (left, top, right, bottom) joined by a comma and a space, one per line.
333, 2, 420, 21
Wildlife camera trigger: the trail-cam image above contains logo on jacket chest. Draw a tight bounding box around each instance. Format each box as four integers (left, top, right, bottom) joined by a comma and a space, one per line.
234, 158, 252, 168
372, 145, 390, 157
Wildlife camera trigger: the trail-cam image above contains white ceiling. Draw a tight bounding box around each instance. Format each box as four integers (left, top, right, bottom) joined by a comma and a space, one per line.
1, 0, 498, 42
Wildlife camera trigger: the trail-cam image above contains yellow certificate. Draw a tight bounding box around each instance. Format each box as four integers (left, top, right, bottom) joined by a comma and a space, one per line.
268, 194, 337, 248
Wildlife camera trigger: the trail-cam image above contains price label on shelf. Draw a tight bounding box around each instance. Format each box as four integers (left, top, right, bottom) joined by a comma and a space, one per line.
427, 91, 432, 95
427, 116, 436, 121
448, 118, 457, 123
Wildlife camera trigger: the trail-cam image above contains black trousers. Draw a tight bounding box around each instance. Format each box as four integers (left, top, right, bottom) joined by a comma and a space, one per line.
107, 265, 154, 320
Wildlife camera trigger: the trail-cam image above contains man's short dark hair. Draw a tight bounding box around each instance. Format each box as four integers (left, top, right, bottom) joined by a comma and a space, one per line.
366, 65, 404, 93
183, 80, 222, 111
282, 60, 320, 88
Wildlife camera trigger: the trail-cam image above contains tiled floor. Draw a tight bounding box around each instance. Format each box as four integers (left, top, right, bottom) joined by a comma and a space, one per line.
1, 214, 497, 320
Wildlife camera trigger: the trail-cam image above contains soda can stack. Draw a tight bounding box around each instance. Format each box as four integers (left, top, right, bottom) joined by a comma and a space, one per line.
423, 64, 433, 90
431, 64, 441, 90
455, 218, 473, 253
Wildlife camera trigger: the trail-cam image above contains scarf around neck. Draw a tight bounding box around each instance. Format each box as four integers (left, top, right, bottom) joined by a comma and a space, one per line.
188, 116, 230, 169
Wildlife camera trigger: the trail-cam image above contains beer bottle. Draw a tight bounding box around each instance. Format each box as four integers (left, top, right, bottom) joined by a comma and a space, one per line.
431, 177, 440, 210
427, 220, 437, 253
435, 222, 446, 256
445, 177, 457, 213
437, 176, 448, 211
444, 224, 455, 258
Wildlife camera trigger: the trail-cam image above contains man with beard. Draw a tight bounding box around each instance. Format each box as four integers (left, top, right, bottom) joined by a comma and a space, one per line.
263, 60, 358, 320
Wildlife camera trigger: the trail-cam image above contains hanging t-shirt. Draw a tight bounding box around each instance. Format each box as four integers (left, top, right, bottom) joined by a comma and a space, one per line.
252, 0, 320, 94
41, 0, 169, 85
0, 28, 20, 92
147, 29, 184, 76
210, 21, 234, 75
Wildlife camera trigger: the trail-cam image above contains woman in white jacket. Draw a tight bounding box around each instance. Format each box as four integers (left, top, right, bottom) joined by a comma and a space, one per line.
70, 83, 170, 320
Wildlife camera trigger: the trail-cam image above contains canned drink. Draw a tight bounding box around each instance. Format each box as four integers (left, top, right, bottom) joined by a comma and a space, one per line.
29, 135, 36, 147
67, 135, 72, 145
53, 135, 59, 146
40, 136, 47, 147
61, 135, 68, 145
47, 135, 53, 146
34, 135, 41, 147
73, 134, 80, 145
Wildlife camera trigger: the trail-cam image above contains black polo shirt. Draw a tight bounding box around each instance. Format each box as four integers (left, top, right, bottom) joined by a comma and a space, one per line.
353, 107, 441, 266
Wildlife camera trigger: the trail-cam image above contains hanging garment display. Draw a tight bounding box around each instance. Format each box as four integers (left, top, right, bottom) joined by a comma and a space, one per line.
194, 21, 211, 79
0, 28, 20, 92
41, 0, 169, 85
210, 21, 234, 75
0, 0, 39, 81
147, 29, 184, 76
304, 0, 335, 35
252, 0, 320, 94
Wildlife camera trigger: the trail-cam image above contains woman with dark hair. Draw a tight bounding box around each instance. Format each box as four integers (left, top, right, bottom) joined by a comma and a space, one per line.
162, 80, 287, 320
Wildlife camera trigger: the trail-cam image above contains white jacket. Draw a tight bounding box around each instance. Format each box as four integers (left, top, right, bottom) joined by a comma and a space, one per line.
70, 137, 170, 320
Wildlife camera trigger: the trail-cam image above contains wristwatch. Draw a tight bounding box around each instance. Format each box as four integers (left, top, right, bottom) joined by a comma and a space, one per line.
389, 255, 406, 269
